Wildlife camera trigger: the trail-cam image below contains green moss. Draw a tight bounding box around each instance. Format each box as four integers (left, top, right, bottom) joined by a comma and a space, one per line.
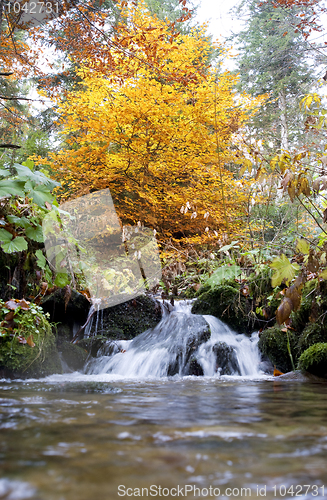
298, 343, 327, 377
291, 280, 317, 332
297, 323, 327, 355
191, 281, 252, 333
258, 326, 298, 373
0, 311, 62, 378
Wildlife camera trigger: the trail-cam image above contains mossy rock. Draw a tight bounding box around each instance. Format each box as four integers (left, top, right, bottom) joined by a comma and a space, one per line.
58, 341, 88, 371
297, 323, 327, 355
291, 280, 318, 332
0, 315, 62, 378
191, 281, 252, 333
298, 343, 327, 378
258, 326, 298, 373
92, 295, 162, 339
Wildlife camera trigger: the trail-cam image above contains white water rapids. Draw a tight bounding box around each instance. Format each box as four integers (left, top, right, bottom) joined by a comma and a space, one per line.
85, 300, 262, 378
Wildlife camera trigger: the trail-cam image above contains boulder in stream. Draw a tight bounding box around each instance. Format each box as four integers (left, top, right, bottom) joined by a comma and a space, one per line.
212, 341, 241, 375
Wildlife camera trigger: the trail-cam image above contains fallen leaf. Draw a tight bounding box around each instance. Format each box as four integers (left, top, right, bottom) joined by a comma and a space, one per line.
26, 335, 35, 347
17, 336, 27, 344
273, 366, 284, 377
276, 297, 293, 325
17, 299, 30, 311
5, 300, 18, 310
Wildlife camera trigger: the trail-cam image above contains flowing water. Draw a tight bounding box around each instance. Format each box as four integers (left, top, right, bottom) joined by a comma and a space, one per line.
1, 302, 327, 500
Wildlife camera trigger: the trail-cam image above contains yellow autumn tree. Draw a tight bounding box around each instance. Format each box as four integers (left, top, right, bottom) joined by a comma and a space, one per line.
38, 3, 259, 243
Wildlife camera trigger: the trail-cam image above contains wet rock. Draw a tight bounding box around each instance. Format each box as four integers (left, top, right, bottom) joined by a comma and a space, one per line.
258, 326, 298, 373
58, 341, 88, 372
274, 369, 327, 383
187, 356, 204, 376
91, 295, 162, 340
258, 358, 274, 374
41, 288, 90, 339
212, 341, 241, 375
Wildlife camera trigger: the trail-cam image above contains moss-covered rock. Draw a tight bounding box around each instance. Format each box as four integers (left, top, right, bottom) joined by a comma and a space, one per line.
58, 340, 88, 371
0, 308, 62, 378
191, 281, 252, 333
298, 343, 327, 378
92, 295, 162, 339
290, 279, 317, 332
297, 323, 327, 355
258, 326, 298, 373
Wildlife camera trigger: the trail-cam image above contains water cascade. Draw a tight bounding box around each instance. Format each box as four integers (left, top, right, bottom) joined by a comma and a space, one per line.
85, 300, 262, 378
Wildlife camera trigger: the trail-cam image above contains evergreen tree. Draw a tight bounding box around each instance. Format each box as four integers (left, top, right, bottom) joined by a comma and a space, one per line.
232, 0, 315, 152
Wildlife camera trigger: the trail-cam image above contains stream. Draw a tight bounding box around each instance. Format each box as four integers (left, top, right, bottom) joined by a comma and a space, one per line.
1, 302, 327, 499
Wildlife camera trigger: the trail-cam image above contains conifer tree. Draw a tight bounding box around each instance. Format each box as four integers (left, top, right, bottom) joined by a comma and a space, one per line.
232, 0, 314, 152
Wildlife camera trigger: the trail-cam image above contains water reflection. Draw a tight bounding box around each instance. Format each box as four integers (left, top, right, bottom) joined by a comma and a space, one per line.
0, 377, 327, 499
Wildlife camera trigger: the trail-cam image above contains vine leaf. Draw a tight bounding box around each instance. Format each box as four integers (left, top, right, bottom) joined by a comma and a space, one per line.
296, 239, 310, 254
270, 254, 300, 287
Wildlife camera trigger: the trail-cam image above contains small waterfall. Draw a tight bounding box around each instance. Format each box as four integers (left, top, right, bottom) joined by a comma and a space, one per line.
85, 300, 262, 378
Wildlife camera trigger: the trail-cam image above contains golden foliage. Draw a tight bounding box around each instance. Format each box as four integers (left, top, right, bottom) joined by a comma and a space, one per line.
36, 3, 260, 242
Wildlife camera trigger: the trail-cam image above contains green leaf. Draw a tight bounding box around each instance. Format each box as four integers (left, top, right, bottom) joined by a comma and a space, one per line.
270, 254, 300, 287
296, 238, 310, 255
204, 265, 242, 288
27, 184, 54, 208
54, 272, 70, 287
35, 249, 46, 269
219, 241, 239, 253
1, 236, 28, 253
6, 215, 31, 229
0, 179, 25, 198
25, 225, 44, 242
22, 159, 34, 170
0, 168, 9, 177
0, 229, 13, 243
319, 269, 327, 280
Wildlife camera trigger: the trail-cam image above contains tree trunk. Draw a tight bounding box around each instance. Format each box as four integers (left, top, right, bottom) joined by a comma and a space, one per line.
0, 0, 4, 43
278, 89, 289, 151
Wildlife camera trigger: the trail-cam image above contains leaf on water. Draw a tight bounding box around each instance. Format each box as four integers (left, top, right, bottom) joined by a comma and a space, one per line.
270, 254, 300, 287
276, 297, 293, 325
26, 335, 35, 347
296, 238, 310, 255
